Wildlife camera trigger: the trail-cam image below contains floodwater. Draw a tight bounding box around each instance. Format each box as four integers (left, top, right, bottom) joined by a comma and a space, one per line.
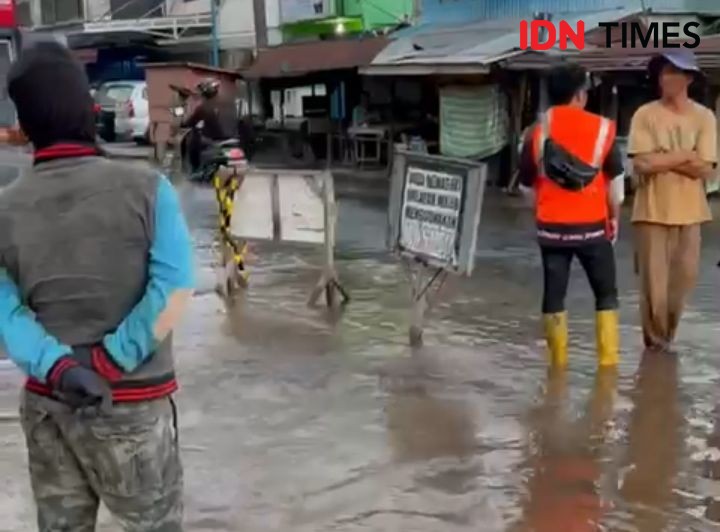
2, 180, 720, 531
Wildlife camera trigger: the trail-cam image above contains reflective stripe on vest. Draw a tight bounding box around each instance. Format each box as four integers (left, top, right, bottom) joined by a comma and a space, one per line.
592, 117, 611, 168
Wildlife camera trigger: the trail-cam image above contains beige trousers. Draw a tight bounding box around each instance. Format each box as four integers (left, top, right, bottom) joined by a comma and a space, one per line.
634, 223, 701, 349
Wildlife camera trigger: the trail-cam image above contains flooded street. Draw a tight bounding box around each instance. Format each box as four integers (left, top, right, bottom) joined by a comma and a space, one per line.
2, 182, 720, 531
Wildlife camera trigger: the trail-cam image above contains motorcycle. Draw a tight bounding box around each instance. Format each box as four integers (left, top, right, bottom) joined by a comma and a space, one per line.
165, 86, 250, 297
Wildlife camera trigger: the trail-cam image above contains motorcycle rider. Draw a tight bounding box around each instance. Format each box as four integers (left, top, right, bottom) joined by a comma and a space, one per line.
182, 78, 239, 175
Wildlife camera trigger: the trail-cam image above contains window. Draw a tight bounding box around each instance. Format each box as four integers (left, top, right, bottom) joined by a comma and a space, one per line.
16, 0, 32, 26
40, 0, 83, 25
96, 84, 135, 105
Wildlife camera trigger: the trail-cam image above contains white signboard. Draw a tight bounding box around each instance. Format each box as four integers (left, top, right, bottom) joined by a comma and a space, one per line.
230, 170, 327, 244
278, 176, 324, 243
398, 166, 463, 265
230, 174, 274, 240
279, 0, 333, 23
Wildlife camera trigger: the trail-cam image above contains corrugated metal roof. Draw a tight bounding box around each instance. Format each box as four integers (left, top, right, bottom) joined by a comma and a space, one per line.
412, 0, 720, 27
243, 37, 389, 79
503, 34, 720, 71
364, 9, 640, 75
370, 17, 524, 65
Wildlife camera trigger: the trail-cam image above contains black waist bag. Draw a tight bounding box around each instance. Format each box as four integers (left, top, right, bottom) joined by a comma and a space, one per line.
542, 137, 599, 192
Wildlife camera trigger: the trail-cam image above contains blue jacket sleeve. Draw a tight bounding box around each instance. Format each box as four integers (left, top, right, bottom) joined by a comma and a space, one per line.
0, 269, 72, 381
102, 175, 195, 372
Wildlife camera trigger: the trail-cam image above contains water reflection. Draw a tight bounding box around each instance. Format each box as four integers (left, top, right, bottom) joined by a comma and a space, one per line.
620, 352, 681, 531
383, 351, 476, 464
514, 367, 617, 532
702, 409, 720, 522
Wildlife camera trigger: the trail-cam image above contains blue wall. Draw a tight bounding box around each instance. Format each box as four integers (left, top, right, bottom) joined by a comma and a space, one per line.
85, 47, 171, 86
416, 0, 720, 25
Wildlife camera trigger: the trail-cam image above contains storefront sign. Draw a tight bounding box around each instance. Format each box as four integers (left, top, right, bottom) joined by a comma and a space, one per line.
0, 0, 15, 28
388, 151, 486, 275
279, 0, 333, 24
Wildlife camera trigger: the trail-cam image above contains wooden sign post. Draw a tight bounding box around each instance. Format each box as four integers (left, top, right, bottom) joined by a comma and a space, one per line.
387, 151, 487, 346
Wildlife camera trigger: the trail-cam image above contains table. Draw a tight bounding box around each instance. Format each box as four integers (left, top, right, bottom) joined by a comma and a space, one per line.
348, 126, 387, 167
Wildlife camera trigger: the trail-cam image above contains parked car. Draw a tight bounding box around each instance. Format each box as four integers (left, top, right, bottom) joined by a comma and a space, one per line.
94, 80, 149, 144
0, 144, 29, 188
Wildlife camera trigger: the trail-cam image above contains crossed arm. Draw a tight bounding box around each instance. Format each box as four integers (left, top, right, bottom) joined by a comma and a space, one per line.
632, 149, 715, 181
629, 105, 717, 182
0, 175, 195, 382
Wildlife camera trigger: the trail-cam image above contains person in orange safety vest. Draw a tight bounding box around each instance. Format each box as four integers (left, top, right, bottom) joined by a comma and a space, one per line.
518, 64, 625, 368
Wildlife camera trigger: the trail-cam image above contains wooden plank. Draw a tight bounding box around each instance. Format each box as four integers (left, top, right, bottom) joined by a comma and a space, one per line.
278, 174, 324, 243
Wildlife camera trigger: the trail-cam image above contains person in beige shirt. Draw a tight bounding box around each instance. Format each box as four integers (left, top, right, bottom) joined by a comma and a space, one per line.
628, 50, 717, 351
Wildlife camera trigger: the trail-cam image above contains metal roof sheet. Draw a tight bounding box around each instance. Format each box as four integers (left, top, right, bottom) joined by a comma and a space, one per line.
243, 36, 389, 79
365, 8, 641, 74
502, 34, 720, 71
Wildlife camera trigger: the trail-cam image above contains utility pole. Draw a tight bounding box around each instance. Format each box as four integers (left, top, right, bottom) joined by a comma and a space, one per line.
253, 0, 268, 49
211, 0, 220, 67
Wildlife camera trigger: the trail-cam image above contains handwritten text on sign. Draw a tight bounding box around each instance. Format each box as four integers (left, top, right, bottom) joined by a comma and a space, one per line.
399, 166, 463, 264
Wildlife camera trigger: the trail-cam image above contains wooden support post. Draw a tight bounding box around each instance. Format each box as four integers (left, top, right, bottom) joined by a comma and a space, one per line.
404, 260, 446, 347
409, 278, 428, 347
308, 171, 350, 308
507, 73, 528, 193
610, 83, 619, 122
538, 75, 549, 117
326, 130, 332, 170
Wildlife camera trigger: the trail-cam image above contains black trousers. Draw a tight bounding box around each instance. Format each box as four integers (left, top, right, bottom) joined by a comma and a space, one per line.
540, 240, 618, 314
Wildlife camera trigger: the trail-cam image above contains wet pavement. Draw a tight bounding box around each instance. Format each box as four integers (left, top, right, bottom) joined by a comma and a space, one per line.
2, 176, 720, 531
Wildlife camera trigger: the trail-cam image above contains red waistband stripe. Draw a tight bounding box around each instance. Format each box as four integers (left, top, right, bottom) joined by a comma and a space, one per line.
34, 143, 99, 164
25, 377, 178, 403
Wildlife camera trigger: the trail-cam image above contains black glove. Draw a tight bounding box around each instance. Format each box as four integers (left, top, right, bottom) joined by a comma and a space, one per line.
48, 357, 113, 414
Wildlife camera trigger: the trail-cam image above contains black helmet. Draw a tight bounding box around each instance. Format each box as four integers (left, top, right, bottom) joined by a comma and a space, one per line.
197, 78, 220, 98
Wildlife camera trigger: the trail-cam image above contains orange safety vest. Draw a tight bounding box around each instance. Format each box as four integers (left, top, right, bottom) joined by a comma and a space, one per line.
531, 105, 616, 245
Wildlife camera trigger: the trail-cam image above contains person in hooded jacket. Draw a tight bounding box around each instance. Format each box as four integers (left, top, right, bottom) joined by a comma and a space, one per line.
0, 40, 194, 530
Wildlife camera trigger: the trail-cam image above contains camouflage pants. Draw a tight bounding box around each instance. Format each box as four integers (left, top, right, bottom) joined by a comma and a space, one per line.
20, 391, 183, 532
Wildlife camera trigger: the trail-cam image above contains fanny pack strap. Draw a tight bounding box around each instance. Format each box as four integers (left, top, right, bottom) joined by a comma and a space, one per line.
537, 110, 611, 170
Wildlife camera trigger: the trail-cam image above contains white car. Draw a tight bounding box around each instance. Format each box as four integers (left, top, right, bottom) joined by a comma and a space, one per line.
97, 81, 149, 144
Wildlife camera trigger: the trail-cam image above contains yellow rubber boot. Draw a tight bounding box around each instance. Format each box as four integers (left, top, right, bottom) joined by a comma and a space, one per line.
543, 312, 568, 368
596, 310, 619, 368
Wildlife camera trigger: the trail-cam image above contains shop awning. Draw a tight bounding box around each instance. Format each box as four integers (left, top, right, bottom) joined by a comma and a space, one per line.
243, 36, 389, 79
362, 8, 641, 76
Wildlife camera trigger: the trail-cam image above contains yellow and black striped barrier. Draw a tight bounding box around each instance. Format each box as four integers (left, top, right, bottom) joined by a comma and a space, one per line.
212, 172, 249, 284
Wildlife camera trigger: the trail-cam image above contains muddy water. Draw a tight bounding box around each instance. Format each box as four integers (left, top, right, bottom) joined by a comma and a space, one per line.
166, 182, 720, 532
2, 181, 720, 531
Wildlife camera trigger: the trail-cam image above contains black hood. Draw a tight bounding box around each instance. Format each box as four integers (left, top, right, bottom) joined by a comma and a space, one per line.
7, 41, 96, 150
